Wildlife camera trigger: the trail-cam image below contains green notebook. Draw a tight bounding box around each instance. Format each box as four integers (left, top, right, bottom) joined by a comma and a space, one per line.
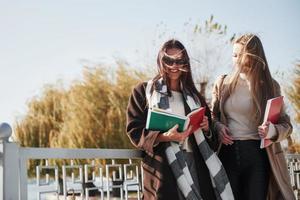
145, 108, 187, 132
145, 106, 206, 133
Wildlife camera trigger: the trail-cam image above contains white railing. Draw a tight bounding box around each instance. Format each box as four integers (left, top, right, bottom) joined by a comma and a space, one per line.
286, 154, 300, 199
1, 122, 300, 199
0, 123, 143, 200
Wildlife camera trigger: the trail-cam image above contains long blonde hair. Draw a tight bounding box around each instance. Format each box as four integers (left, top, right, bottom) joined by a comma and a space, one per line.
228, 34, 275, 124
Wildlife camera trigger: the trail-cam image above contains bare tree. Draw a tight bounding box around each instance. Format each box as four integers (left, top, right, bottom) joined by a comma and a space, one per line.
183, 16, 235, 99
143, 16, 235, 101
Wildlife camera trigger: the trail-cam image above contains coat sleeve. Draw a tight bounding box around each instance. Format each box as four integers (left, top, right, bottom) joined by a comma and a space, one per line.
270, 80, 293, 142
199, 96, 219, 151
211, 75, 226, 134
126, 82, 160, 155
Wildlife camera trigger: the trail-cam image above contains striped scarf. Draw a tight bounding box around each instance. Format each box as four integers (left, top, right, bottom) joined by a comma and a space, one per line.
146, 78, 234, 200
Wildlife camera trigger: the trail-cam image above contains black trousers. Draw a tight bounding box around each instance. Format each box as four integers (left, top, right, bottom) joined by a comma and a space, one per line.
219, 140, 270, 200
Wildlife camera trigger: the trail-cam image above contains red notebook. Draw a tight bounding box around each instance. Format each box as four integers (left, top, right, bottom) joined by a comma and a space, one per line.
260, 96, 284, 148
187, 107, 206, 134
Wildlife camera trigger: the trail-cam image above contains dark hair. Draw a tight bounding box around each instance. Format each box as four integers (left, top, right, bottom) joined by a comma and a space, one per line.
153, 39, 199, 99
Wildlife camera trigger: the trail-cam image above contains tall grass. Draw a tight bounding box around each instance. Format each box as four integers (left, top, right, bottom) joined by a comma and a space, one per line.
14, 63, 149, 175
15, 63, 148, 149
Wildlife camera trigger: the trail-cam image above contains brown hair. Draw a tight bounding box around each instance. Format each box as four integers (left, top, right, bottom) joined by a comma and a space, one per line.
152, 39, 200, 99
228, 34, 275, 124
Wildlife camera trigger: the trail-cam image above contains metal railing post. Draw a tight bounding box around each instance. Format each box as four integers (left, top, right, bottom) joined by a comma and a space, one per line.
0, 123, 20, 200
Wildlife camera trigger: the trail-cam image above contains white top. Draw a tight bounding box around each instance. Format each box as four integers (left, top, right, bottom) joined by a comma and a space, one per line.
224, 74, 260, 140
169, 90, 193, 152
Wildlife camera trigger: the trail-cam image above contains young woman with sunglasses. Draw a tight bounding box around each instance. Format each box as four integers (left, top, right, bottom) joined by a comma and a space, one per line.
211, 34, 294, 200
126, 39, 233, 200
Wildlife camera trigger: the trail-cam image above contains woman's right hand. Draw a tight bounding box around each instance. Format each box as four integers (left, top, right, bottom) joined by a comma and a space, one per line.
218, 123, 234, 145
155, 124, 192, 143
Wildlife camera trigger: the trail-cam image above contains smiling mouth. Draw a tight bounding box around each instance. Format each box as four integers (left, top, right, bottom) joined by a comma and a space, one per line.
169, 69, 179, 73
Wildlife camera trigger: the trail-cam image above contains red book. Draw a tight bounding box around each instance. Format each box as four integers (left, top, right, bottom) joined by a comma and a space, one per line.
187, 107, 206, 134
260, 96, 284, 148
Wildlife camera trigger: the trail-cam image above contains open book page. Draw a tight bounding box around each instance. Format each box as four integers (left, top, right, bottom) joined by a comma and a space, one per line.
152, 107, 182, 116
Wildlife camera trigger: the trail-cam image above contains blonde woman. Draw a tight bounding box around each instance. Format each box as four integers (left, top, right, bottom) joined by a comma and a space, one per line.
211, 34, 294, 200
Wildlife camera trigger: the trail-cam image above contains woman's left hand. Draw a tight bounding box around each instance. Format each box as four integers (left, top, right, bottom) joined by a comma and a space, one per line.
258, 121, 270, 138
200, 116, 209, 132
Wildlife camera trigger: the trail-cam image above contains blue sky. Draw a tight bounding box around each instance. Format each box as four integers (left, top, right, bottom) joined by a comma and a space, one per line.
1, 0, 300, 128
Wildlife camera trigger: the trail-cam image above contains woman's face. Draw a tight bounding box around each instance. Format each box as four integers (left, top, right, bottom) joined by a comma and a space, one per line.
163, 48, 185, 81
232, 43, 243, 69
232, 43, 251, 73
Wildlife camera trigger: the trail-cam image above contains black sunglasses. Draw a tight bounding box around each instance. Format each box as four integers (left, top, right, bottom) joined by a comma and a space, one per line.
162, 56, 188, 66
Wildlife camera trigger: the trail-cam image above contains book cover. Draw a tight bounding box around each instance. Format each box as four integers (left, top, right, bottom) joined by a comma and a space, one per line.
186, 107, 206, 133
146, 107, 205, 133
260, 96, 284, 148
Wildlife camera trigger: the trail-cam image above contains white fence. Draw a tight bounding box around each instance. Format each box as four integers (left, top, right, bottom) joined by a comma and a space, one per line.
286, 154, 300, 199
0, 123, 143, 200
1, 122, 300, 199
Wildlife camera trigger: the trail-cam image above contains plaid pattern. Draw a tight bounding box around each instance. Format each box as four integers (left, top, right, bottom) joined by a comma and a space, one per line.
146, 79, 234, 200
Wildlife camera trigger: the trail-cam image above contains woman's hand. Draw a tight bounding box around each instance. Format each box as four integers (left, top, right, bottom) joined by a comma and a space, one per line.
258, 121, 270, 139
200, 116, 209, 132
218, 123, 233, 145
155, 124, 193, 143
